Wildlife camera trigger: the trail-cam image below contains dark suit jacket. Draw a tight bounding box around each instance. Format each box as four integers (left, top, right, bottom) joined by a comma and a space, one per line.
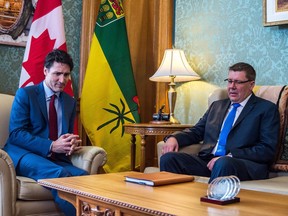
172, 93, 279, 179
4, 82, 76, 168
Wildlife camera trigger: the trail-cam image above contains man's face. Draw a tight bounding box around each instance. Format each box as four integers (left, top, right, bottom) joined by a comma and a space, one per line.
44, 62, 71, 93
226, 70, 255, 103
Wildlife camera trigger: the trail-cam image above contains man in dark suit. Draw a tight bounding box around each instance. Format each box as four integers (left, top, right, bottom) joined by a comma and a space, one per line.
160, 62, 280, 183
4, 49, 87, 216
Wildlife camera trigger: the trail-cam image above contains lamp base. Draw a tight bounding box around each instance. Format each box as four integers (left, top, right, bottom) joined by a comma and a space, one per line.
169, 115, 180, 124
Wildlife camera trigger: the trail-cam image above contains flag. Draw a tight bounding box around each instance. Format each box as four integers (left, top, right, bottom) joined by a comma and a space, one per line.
20, 0, 78, 133
20, 0, 73, 95
81, 0, 140, 173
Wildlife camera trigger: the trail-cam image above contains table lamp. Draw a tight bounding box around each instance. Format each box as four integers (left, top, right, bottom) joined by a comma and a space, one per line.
149, 49, 200, 124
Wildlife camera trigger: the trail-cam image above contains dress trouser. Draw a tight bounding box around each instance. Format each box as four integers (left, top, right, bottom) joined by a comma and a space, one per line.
16, 153, 88, 216
160, 152, 251, 183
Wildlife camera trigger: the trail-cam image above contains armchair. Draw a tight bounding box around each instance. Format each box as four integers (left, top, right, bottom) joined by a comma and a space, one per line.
145, 86, 288, 194
0, 93, 107, 216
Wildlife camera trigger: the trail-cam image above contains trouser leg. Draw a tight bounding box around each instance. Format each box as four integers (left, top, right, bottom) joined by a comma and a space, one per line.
16, 153, 88, 216
160, 152, 211, 177
210, 156, 251, 183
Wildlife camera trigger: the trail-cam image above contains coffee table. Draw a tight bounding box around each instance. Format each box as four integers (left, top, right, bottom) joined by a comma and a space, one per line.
38, 172, 288, 216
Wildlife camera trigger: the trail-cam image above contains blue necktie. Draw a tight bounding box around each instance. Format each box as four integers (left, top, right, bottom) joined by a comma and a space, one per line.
215, 103, 240, 156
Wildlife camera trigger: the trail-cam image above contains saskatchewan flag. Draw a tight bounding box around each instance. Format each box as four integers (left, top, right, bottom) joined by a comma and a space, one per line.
80, 0, 140, 173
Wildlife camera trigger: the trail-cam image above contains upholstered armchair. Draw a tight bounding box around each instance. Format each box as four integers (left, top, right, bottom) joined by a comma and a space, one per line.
145, 86, 288, 179
0, 93, 107, 216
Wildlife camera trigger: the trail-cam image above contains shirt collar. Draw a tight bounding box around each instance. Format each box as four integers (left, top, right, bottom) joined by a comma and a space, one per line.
232, 93, 252, 107
43, 82, 60, 100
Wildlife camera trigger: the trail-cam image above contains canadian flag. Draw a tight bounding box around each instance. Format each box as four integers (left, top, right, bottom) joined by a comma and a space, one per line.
20, 0, 73, 96
20, 0, 77, 133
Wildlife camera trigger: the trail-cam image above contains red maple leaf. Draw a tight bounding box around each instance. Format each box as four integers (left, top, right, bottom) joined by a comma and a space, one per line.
22, 29, 57, 87
22, 29, 73, 96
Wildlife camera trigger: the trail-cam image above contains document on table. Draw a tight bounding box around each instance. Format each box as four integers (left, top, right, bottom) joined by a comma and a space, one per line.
125, 171, 194, 186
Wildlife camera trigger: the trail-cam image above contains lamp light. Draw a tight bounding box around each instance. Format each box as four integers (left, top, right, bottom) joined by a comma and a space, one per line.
149, 49, 200, 124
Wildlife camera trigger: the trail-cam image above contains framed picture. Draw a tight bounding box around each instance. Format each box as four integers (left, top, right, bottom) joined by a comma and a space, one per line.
263, 0, 288, 26
0, 0, 33, 46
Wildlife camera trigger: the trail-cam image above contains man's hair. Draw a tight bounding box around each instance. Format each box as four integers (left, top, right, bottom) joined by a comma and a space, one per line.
229, 62, 256, 81
44, 49, 74, 71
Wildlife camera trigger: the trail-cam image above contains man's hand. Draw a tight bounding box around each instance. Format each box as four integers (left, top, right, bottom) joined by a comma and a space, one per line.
67, 137, 82, 156
161, 137, 179, 155
51, 134, 82, 155
207, 157, 220, 171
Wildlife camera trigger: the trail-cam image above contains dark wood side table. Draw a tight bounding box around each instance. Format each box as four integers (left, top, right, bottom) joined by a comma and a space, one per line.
123, 123, 192, 172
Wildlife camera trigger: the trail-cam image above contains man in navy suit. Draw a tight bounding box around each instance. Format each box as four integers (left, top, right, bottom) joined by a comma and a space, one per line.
4, 49, 87, 216
160, 62, 280, 183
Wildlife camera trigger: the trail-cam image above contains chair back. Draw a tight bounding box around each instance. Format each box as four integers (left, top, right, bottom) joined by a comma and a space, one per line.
0, 94, 14, 148
208, 86, 286, 106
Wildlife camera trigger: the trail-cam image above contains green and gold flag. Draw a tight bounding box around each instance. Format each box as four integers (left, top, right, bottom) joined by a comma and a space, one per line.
80, 0, 140, 172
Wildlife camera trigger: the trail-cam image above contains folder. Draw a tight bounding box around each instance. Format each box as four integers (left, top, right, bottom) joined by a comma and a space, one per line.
125, 171, 194, 186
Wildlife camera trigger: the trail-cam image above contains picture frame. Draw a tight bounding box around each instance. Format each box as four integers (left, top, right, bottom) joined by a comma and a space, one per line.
0, 0, 33, 46
263, 0, 288, 26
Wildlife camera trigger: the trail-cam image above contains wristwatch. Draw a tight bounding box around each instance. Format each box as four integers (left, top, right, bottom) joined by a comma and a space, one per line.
163, 135, 174, 143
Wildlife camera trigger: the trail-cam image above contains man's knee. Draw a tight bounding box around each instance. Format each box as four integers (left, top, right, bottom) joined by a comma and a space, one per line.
212, 157, 238, 177
214, 156, 234, 168
160, 152, 175, 165
57, 167, 88, 177
55, 167, 71, 177
79, 169, 89, 176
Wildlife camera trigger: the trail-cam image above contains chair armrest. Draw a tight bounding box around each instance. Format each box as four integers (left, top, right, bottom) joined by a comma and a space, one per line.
70, 146, 107, 174
0, 149, 17, 216
157, 141, 201, 167
178, 144, 202, 154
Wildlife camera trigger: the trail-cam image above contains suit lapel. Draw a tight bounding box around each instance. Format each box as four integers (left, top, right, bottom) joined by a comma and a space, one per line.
233, 94, 256, 128
215, 100, 231, 133
36, 83, 48, 121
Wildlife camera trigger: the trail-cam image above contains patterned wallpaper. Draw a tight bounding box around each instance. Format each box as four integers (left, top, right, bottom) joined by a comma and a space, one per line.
0, 0, 82, 96
174, 0, 288, 124
1, 0, 288, 125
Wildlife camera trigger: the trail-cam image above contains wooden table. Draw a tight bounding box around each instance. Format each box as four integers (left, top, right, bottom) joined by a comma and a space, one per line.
123, 123, 192, 172
38, 172, 288, 216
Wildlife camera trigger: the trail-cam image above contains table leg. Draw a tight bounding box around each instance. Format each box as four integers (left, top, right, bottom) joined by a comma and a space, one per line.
130, 134, 136, 171
140, 135, 146, 172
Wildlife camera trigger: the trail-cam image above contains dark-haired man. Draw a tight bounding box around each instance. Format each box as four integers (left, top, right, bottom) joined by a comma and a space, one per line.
160, 62, 280, 183
4, 49, 87, 215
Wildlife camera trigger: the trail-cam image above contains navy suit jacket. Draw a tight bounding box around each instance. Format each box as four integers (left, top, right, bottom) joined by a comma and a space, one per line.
172, 93, 280, 179
4, 82, 76, 168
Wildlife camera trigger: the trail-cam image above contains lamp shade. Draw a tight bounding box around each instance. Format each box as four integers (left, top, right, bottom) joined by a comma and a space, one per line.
149, 49, 200, 82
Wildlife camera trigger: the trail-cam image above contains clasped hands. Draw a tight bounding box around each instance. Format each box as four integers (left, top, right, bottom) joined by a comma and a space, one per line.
51, 133, 82, 156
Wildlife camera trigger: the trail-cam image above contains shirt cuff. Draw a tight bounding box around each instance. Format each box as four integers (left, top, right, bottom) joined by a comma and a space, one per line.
48, 141, 54, 157
163, 135, 174, 143
226, 153, 233, 157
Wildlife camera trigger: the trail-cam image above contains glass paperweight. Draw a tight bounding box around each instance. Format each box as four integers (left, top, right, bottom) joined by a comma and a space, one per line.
207, 175, 240, 201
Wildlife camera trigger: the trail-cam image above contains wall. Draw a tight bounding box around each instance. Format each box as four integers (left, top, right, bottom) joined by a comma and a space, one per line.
0, 0, 82, 96
1, 0, 288, 126
174, 0, 288, 124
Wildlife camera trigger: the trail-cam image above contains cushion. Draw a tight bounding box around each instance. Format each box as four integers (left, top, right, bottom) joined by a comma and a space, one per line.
240, 176, 288, 195
17, 176, 53, 201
